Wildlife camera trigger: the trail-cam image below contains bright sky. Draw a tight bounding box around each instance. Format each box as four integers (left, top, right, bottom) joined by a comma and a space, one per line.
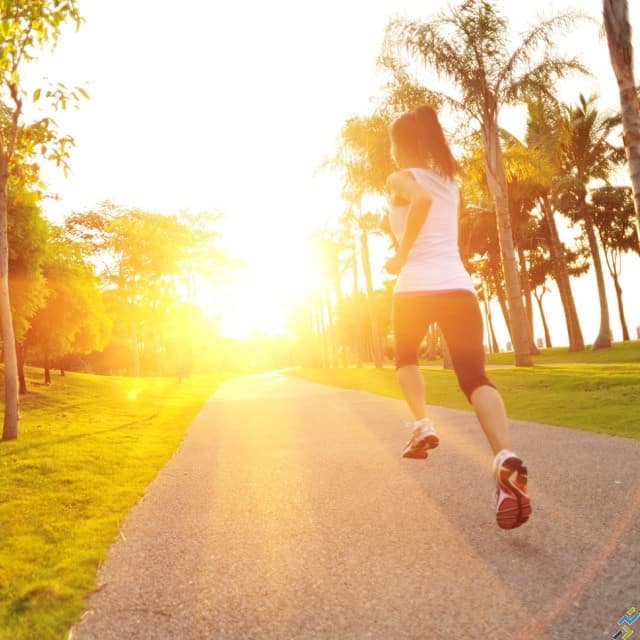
29, 0, 640, 345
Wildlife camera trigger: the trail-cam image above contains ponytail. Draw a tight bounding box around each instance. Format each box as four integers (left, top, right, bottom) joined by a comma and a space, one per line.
390, 105, 459, 179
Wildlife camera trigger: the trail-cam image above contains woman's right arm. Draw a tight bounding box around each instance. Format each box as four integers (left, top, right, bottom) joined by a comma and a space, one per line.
385, 171, 432, 273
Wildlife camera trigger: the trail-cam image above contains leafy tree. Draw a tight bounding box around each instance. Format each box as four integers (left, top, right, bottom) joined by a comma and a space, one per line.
330, 115, 389, 368
523, 97, 586, 351
26, 227, 109, 386
554, 94, 626, 349
66, 203, 230, 377
603, 0, 640, 246
0, 0, 84, 440
590, 185, 639, 340
382, 0, 588, 365
7, 184, 50, 393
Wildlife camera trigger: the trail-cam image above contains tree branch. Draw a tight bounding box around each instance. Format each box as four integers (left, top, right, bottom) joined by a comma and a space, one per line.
496, 12, 592, 94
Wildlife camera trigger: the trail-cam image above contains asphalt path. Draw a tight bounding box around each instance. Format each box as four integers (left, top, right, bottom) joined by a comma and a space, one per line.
71, 373, 640, 640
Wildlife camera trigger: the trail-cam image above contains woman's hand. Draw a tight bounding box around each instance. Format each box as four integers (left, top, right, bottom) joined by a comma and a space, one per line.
385, 253, 406, 275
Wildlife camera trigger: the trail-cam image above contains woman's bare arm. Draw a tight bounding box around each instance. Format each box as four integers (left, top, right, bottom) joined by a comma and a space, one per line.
385, 171, 432, 273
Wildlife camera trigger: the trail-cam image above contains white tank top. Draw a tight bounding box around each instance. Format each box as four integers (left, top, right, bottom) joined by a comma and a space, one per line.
389, 168, 475, 294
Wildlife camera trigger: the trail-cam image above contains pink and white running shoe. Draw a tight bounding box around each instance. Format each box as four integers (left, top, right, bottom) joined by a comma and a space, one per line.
402, 418, 439, 459
493, 450, 532, 530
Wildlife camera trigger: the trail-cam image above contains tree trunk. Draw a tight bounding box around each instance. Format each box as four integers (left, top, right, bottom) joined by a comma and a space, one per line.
131, 317, 141, 377
496, 286, 513, 347
541, 197, 585, 352
481, 118, 531, 366
516, 245, 540, 355
534, 292, 553, 348
604, 0, 640, 250
44, 351, 51, 385
351, 244, 364, 367
480, 279, 499, 353
487, 249, 512, 344
332, 270, 347, 367
425, 323, 438, 359
324, 286, 336, 368
0, 157, 19, 440
484, 299, 499, 353
17, 341, 27, 395
441, 330, 453, 370
316, 295, 330, 368
582, 203, 612, 349
360, 229, 383, 368
612, 273, 630, 341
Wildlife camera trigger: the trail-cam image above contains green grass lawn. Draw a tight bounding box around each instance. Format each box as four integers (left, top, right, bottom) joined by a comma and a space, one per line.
0, 367, 227, 640
292, 341, 640, 439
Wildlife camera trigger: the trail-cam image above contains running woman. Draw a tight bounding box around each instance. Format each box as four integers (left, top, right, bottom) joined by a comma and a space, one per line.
385, 105, 532, 530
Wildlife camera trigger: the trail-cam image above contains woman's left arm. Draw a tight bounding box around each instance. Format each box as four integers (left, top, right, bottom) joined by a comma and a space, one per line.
385, 171, 432, 274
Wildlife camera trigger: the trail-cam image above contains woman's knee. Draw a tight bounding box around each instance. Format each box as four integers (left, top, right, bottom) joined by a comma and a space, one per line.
459, 375, 495, 403
395, 350, 419, 369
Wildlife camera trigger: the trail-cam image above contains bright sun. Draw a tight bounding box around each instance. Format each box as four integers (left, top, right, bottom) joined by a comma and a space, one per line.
216, 244, 323, 339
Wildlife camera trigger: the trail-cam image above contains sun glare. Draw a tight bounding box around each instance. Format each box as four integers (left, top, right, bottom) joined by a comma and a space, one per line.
218, 244, 323, 339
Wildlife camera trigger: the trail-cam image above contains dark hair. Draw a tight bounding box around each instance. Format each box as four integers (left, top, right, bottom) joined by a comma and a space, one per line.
389, 105, 459, 178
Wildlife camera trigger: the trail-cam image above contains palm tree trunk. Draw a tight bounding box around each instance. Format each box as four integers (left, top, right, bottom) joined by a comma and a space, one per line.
480, 278, 499, 353
603, 0, 640, 249
487, 250, 512, 344
516, 246, 540, 355
332, 269, 347, 367
17, 341, 27, 395
481, 118, 532, 366
0, 156, 19, 440
312, 297, 328, 368
541, 197, 585, 352
582, 202, 612, 349
496, 289, 512, 348
360, 229, 383, 368
425, 323, 438, 359
324, 286, 339, 367
600, 239, 631, 342
612, 275, 630, 341
350, 243, 364, 367
441, 329, 453, 370
534, 291, 552, 348
484, 298, 499, 353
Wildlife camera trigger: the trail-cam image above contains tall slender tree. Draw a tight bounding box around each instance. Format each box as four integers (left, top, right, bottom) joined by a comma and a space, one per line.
555, 94, 626, 349
332, 115, 391, 368
590, 185, 639, 341
0, 0, 84, 440
382, 0, 588, 365
524, 97, 585, 352
603, 0, 640, 247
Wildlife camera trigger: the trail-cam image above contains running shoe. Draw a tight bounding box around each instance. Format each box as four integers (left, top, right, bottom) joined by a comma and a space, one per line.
493, 450, 532, 530
402, 418, 439, 459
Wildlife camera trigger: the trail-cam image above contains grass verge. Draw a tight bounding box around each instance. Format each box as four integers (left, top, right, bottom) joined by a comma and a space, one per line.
0, 367, 228, 640
292, 344, 640, 439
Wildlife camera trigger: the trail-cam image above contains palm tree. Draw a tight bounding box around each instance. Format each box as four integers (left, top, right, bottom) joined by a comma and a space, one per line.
332, 114, 392, 368
590, 185, 639, 341
342, 207, 384, 368
459, 203, 513, 346
524, 97, 586, 352
555, 94, 626, 349
382, 0, 587, 366
603, 0, 640, 247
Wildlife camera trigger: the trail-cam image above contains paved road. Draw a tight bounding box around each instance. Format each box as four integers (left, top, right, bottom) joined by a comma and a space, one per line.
71, 373, 640, 640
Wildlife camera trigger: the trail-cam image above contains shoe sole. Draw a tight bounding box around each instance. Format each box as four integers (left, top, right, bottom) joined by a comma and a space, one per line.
496, 458, 532, 530
402, 434, 439, 459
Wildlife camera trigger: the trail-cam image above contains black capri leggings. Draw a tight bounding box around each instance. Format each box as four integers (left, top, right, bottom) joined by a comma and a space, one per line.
392, 289, 495, 402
